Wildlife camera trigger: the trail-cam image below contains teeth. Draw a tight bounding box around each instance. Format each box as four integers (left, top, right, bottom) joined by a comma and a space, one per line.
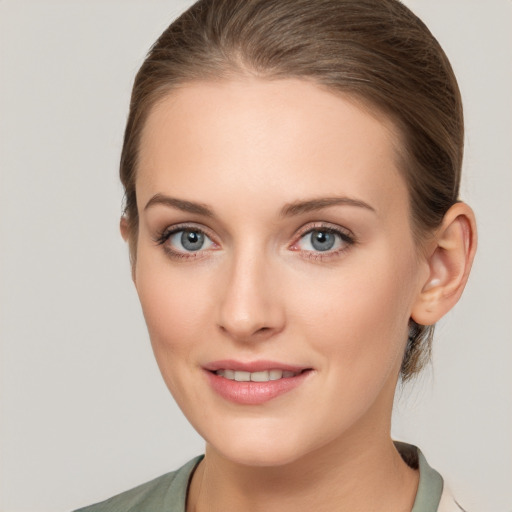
234, 371, 251, 382
251, 371, 269, 382
269, 369, 283, 380
223, 369, 235, 379
215, 369, 299, 382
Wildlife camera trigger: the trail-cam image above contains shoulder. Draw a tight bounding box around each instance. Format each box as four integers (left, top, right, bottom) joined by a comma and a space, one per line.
438, 485, 468, 512
73, 456, 203, 512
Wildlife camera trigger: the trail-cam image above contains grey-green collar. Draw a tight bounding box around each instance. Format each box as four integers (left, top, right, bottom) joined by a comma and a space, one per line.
395, 441, 444, 512
173, 443, 443, 512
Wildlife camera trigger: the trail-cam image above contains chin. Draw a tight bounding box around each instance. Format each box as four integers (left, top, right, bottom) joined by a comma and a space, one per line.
214, 440, 306, 468
200, 418, 325, 468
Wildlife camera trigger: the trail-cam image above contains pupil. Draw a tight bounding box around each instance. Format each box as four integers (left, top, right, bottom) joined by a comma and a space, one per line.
181, 231, 204, 251
311, 231, 335, 251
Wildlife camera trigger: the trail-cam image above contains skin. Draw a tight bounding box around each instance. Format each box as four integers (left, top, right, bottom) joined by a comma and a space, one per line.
125, 78, 476, 512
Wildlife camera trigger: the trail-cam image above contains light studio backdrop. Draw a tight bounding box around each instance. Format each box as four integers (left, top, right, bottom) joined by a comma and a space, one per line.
0, 1, 510, 511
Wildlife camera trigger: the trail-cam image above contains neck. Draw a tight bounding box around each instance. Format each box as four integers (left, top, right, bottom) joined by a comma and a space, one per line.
188, 429, 418, 512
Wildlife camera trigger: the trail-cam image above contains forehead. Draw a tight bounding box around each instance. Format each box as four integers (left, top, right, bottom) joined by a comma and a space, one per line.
136, 78, 408, 216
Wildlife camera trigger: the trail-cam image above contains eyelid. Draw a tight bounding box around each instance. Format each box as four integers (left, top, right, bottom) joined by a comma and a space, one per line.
153, 222, 220, 259
289, 222, 356, 257
292, 222, 355, 243
154, 222, 217, 243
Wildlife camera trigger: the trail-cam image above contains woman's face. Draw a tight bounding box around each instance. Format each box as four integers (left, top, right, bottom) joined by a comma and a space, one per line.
133, 78, 429, 466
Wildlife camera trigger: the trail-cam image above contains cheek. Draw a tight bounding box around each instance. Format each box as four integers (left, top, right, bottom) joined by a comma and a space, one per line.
134, 255, 213, 383
288, 248, 417, 378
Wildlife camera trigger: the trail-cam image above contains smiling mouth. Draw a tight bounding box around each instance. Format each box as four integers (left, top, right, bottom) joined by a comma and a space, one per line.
205, 365, 313, 404
214, 369, 307, 382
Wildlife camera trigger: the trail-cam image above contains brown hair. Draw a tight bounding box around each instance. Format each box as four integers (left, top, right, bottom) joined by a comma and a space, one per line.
120, 0, 464, 380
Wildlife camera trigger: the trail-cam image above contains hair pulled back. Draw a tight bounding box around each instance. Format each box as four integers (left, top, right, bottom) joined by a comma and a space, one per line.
120, 0, 464, 381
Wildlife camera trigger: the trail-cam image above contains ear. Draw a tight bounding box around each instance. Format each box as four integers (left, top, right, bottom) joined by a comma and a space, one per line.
120, 215, 137, 283
120, 215, 130, 241
411, 202, 477, 326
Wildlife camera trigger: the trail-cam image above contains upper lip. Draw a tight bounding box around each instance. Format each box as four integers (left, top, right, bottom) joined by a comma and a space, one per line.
203, 359, 310, 373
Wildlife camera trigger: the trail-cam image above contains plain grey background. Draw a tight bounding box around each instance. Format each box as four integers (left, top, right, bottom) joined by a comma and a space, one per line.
0, 1, 510, 511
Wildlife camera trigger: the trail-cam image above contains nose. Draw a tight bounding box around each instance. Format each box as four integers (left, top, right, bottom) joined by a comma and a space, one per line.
216, 248, 285, 342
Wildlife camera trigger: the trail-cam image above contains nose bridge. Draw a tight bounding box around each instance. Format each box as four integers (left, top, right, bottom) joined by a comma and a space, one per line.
217, 242, 284, 341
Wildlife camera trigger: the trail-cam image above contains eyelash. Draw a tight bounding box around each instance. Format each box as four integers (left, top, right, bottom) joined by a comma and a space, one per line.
290, 223, 356, 261
153, 222, 356, 261
153, 223, 217, 261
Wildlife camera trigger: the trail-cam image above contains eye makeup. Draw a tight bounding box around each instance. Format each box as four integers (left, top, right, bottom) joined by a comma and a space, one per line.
152, 219, 357, 263
153, 223, 220, 261
289, 222, 357, 262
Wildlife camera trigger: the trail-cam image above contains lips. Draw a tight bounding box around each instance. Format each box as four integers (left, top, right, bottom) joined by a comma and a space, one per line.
215, 369, 300, 382
204, 360, 313, 405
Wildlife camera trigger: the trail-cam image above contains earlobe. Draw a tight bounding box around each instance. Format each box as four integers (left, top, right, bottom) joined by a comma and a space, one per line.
411, 202, 477, 326
120, 215, 130, 242
120, 215, 137, 284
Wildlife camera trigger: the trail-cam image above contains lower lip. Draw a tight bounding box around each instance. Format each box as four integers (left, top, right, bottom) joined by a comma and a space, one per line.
204, 370, 312, 405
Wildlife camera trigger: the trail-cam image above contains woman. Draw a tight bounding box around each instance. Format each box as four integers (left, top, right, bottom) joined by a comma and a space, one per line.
77, 0, 476, 510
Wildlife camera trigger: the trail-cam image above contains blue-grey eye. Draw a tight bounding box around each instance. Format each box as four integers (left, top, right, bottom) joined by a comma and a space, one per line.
297, 229, 346, 252
169, 229, 214, 252
311, 231, 335, 251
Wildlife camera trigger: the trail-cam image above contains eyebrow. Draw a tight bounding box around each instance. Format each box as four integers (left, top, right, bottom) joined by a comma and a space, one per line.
280, 197, 376, 217
144, 194, 214, 217
143, 194, 375, 218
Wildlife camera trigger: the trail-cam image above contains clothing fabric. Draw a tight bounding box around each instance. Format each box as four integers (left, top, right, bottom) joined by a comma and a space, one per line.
74, 443, 463, 512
